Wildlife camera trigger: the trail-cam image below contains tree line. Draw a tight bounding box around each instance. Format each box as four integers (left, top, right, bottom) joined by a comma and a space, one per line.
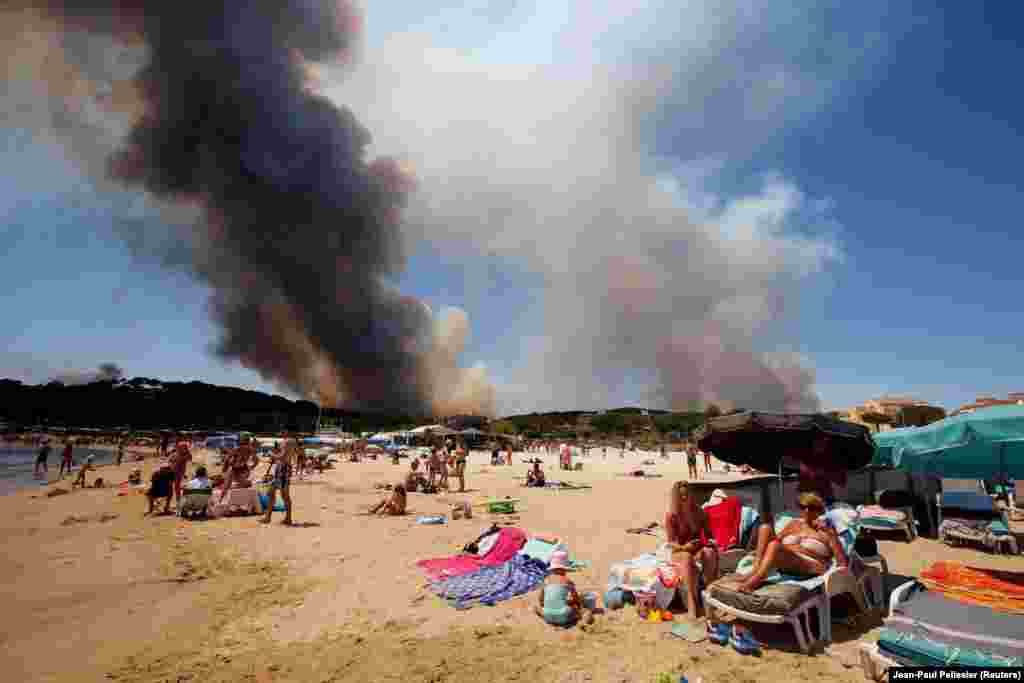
0, 377, 422, 434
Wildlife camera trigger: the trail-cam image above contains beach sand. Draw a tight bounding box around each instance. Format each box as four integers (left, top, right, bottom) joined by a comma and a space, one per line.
2, 450, 1022, 682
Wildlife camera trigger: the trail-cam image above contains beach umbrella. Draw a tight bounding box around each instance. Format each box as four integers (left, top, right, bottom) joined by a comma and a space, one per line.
872, 404, 1024, 479
694, 411, 875, 475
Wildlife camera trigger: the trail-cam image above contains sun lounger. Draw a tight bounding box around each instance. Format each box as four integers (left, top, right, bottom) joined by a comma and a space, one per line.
942, 478, 985, 493
702, 504, 884, 653
937, 490, 1018, 554
178, 488, 213, 518
858, 576, 1024, 680
857, 489, 917, 542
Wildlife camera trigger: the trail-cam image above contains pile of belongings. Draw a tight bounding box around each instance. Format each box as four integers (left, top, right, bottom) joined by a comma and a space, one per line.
417, 526, 584, 609
867, 562, 1024, 672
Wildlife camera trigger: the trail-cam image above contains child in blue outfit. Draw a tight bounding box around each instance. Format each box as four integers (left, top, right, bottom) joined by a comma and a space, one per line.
534, 551, 595, 626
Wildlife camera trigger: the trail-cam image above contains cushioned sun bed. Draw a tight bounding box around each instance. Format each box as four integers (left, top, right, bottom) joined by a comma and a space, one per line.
859, 578, 1024, 680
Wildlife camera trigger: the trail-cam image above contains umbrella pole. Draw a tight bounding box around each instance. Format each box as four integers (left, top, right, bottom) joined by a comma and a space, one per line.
778, 460, 784, 509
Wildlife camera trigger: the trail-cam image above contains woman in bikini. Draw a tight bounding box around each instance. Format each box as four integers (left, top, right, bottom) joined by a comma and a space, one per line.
736, 492, 848, 593
370, 483, 407, 515
665, 481, 720, 620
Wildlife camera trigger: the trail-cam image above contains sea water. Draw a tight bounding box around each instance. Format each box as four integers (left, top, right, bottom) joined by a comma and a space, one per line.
0, 446, 118, 495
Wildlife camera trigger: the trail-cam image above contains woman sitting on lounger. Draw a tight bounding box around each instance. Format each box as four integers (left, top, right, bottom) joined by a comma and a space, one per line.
370, 483, 407, 515
665, 481, 720, 618
736, 492, 848, 593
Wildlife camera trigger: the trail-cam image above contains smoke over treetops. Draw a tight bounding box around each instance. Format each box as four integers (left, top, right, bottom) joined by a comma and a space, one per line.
3, 2, 859, 416
52, 362, 124, 386
4, 1, 495, 416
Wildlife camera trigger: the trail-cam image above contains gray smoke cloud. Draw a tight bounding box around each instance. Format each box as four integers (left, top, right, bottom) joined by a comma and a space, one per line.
2, 1, 496, 417
334, 2, 881, 414
4, 2, 886, 417
52, 362, 124, 385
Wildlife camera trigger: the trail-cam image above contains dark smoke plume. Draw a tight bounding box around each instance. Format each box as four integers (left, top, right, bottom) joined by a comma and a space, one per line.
10, 2, 494, 416
53, 362, 124, 385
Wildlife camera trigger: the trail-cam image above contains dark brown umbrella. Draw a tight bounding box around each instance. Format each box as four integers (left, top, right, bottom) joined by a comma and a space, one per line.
695, 411, 875, 475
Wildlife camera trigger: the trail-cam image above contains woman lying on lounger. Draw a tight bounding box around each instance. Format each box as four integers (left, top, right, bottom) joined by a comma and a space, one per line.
665, 481, 720, 619
736, 492, 847, 593
369, 483, 407, 516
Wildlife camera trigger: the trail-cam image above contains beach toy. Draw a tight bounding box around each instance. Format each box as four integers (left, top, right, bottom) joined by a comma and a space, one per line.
581, 592, 598, 610
660, 609, 674, 622
604, 589, 624, 610
487, 501, 516, 514
416, 515, 446, 525
647, 610, 662, 623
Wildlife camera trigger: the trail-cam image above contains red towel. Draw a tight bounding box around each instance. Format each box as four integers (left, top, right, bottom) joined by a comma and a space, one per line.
417, 527, 527, 582
704, 496, 743, 549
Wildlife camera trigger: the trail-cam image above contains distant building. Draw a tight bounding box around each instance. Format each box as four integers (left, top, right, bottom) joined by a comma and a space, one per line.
840, 396, 944, 431
952, 394, 1024, 416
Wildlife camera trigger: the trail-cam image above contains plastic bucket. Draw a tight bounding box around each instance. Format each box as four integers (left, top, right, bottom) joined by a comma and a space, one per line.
604, 589, 624, 610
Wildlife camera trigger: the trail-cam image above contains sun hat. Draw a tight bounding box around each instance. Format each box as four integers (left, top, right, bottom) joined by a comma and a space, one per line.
549, 550, 571, 570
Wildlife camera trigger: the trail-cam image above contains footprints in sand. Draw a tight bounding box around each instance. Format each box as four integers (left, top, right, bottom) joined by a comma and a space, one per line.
60, 512, 119, 526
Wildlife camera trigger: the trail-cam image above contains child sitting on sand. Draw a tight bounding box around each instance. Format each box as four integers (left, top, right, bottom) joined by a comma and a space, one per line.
369, 483, 407, 515
72, 456, 94, 489
534, 551, 594, 627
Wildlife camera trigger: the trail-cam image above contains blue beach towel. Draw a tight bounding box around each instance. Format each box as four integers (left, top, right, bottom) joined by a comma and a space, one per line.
430, 554, 548, 609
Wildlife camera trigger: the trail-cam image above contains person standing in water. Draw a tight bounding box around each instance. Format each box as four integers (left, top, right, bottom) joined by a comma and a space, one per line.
34, 438, 52, 479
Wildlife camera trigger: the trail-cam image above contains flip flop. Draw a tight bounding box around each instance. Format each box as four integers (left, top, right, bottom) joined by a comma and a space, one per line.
669, 622, 707, 643
729, 625, 760, 655
706, 622, 730, 645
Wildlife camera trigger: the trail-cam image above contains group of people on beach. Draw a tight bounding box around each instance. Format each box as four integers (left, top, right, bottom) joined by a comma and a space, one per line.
140, 432, 299, 525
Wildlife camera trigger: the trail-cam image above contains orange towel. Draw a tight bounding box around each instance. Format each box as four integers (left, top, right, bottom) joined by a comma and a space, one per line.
919, 561, 1024, 615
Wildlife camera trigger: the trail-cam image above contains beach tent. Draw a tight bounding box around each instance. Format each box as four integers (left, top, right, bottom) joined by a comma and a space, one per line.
872, 404, 1024, 479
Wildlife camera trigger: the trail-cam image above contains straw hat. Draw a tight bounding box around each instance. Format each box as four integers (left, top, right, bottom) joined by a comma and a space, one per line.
549, 550, 570, 570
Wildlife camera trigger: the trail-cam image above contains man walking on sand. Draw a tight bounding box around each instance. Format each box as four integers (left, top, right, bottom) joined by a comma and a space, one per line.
59, 440, 75, 478
703, 448, 713, 474
262, 434, 294, 525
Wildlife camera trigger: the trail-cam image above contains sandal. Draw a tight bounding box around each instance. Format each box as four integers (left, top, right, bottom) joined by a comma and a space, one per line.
707, 622, 730, 645
729, 625, 760, 655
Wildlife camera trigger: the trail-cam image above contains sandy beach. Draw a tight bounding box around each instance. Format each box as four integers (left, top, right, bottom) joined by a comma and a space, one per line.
2, 450, 1021, 683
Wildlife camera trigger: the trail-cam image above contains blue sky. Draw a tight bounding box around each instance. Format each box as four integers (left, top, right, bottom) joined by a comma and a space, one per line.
2, 2, 1023, 414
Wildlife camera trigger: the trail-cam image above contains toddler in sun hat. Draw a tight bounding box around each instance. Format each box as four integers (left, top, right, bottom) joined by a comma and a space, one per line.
534, 551, 596, 626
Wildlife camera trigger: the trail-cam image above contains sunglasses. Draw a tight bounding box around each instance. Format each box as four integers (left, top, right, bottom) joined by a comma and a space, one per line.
799, 504, 823, 513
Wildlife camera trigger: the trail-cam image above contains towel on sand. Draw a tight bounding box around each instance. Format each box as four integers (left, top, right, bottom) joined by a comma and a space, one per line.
417, 527, 527, 581
431, 554, 548, 609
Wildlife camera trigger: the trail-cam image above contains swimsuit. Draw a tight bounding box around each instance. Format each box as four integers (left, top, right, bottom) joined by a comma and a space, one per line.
541, 583, 576, 625
781, 534, 831, 561
272, 462, 292, 489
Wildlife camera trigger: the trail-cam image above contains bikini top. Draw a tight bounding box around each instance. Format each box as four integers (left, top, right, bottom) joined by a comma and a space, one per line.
781, 533, 831, 559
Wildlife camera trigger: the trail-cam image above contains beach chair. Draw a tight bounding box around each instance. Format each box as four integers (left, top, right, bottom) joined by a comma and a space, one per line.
942, 478, 985, 493
702, 504, 885, 654
857, 489, 917, 543
937, 490, 1018, 555
1010, 480, 1024, 519
859, 571, 1024, 680
701, 496, 761, 574
178, 488, 213, 519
